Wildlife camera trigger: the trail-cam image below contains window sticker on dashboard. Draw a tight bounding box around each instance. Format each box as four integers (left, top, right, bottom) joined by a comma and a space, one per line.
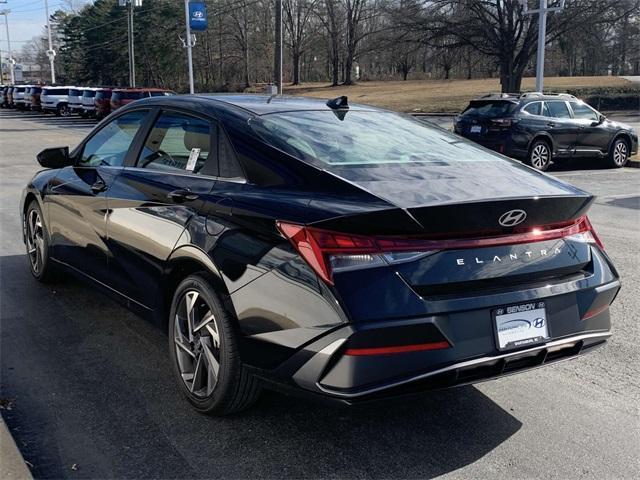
186, 148, 201, 171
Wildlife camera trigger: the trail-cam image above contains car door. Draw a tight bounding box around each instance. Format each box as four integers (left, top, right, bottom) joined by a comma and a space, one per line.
542, 100, 577, 155
105, 109, 219, 309
47, 109, 150, 284
568, 101, 610, 156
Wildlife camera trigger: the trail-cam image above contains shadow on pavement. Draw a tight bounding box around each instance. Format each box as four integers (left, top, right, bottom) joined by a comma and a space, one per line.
1, 254, 521, 479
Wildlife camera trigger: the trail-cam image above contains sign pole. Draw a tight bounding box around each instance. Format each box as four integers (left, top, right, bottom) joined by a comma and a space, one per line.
535, 0, 547, 92
274, 0, 283, 94
44, 0, 56, 84
0, 9, 14, 84
129, 1, 136, 87
184, 0, 195, 94
522, 0, 565, 93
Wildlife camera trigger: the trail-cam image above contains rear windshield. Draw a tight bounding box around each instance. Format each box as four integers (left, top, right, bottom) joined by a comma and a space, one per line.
82, 90, 96, 98
251, 111, 500, 167
43, 88, 69, 95
462, 100, 517, 118
14, 87, 25, 93
30, 87, 42, 94
95, 91, 111, 100
112, 91, 144, 101
68, 89, 82, 96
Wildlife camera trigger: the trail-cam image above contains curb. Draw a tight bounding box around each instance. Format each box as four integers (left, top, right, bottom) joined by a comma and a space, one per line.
627, 159, 640, 168
0, 415, 33, 480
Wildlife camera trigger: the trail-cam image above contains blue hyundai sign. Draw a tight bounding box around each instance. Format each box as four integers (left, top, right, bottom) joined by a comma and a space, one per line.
189, 2, 208, 31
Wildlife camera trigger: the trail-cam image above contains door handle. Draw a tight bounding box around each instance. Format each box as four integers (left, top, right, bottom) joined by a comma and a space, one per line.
91, 180, 107, 193
546, 122, 556, 127
167, 189, 199, 202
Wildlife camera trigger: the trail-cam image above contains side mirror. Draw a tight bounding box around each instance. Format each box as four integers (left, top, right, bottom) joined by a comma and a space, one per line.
37, 146, 72, 169
599, 113, 606, 124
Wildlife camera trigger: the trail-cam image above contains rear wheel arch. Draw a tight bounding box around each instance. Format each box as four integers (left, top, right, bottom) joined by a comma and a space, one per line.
162, 248, 231, 329
528, 134, 554, 155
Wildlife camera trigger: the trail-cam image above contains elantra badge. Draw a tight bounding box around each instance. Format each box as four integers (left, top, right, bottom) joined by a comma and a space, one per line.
499, 209, 527, 227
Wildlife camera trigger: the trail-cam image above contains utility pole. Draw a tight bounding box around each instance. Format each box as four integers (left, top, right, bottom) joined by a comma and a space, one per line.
44, 0, 56, 84
274, 0, 283, 94
0, 8, 14, 84
183, 0, 194, 94
522, 0, 565, 93
119, 0, 141, 87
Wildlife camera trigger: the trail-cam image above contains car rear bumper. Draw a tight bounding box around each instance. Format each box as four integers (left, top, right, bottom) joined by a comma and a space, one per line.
276, 278, 617, 402
249, 261, 619, 402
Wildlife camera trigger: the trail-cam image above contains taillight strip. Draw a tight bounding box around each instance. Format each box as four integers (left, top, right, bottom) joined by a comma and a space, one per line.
276, 216, 602, 285
345, 341, 451, 356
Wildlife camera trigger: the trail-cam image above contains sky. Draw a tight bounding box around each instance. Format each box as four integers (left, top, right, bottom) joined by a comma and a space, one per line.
0, 0, 93, 57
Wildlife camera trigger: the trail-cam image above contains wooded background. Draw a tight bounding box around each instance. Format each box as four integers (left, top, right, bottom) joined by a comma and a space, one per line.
18, 0, 640, 93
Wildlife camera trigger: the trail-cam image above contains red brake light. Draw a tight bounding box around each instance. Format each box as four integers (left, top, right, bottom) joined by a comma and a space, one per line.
276, 216, 603, 285
345, 341, 451, 356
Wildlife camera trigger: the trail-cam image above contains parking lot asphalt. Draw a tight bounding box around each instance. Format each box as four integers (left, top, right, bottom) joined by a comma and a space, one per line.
1, 109, 639, 479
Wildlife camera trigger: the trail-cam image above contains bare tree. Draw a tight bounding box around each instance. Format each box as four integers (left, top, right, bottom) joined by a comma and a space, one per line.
284, 0, 319, 84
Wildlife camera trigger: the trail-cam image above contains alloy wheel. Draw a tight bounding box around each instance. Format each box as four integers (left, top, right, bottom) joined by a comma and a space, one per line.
26, 209, 45, 275
613, 141, 628, 166
530, 144, 550, 170
173, 290, 221, 398
59, 105, 71, 117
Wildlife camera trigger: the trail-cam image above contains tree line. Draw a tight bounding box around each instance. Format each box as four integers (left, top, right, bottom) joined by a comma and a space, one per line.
19, 0, 640, 93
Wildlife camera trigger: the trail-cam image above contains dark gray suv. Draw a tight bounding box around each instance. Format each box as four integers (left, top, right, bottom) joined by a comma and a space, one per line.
455, 92, 638, 171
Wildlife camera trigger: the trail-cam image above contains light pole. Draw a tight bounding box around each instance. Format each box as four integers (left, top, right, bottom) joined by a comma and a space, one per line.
44, 0, 56, 84
274, 0, 282, 94
522, 0, 565, 93
118, 0, 141, 87
0, 9, 14, 84
183, 0, 194, 94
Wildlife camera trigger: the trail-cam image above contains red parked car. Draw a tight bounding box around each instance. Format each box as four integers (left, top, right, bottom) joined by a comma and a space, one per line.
29, 86, 43, 111
94, 88, 113, 119
110, 88, 174, 112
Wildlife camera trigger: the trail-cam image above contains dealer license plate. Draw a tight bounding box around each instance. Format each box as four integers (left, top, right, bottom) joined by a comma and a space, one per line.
494, 302, 549, 350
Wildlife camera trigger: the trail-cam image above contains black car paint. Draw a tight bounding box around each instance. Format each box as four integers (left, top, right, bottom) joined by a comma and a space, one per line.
455, 96, 638, 161
21, 95, 620, 403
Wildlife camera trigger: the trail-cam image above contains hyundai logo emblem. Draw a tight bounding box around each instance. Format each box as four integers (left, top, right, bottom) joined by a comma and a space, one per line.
193, 11, 204, 18
533, 317, 545, 328
499, 209, 527, 227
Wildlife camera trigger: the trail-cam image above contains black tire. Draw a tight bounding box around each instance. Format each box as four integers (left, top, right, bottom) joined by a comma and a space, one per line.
25, 200, 59, 283
57, 103, 70, 117
607, 137, 629, 168
526, 139, 552, 171
168, 274, 260, 415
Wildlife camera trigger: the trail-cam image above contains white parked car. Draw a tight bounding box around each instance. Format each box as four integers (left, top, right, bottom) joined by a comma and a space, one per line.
41, 86, 76, 116
80, 87, 99, 118
13, 85, 34, 110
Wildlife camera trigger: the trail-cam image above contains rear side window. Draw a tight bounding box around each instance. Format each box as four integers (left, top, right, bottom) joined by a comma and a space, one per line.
95, 91, 111, 100
545, 101, 571, 118
83, 90, 96, 98
149, 91, 172, 97
113, 91, 144, 101
79, 110, 148, 167
138, 112, 214, 174
462, 101, 516, 118
569, 101, 599, 121
218, 127, 244, 178
43, 88, 68, 95
68, 89, 81, 97
522, 102, 542, 115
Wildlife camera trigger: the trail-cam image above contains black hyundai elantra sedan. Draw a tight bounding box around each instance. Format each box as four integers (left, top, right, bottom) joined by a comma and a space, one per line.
20, 94, 620, 414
